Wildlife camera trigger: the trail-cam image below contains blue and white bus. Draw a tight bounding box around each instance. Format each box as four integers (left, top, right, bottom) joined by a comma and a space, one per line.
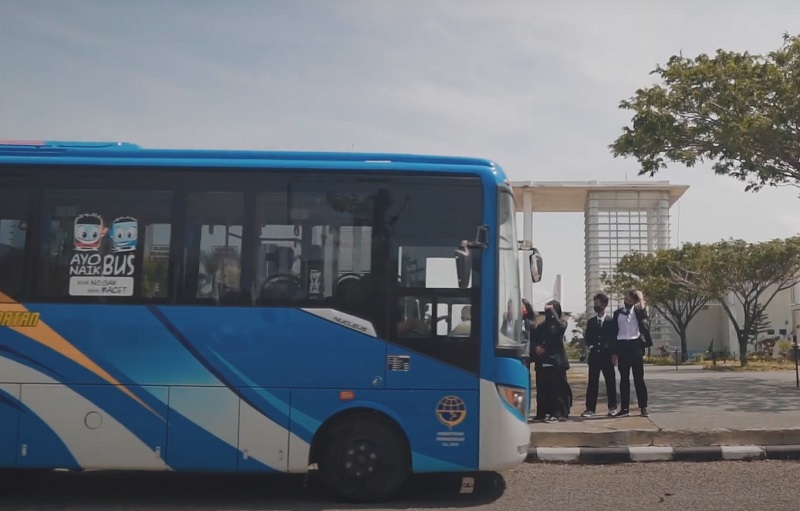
0, 140, 543, 502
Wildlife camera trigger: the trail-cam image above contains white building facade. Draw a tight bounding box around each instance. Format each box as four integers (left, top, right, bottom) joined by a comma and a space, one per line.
680, 282, 800, 357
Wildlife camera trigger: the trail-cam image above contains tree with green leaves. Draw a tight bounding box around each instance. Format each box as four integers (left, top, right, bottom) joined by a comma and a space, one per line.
603, 244, 711, 362
611, 33, 800, 191
667, 237, 800, 366
570, 312, 588, 357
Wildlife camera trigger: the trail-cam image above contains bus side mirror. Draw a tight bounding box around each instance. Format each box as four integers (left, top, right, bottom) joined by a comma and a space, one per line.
529, 248, 543, 283
454, 242, 472, 289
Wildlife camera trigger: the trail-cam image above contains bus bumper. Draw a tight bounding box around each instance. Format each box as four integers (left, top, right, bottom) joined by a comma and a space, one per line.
477, 379, 529, 471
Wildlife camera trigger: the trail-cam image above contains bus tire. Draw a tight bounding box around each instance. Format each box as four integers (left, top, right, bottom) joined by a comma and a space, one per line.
318, 414, 410, 503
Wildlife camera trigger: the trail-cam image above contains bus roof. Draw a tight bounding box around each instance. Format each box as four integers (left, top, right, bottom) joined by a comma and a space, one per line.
0, 139, 506, 181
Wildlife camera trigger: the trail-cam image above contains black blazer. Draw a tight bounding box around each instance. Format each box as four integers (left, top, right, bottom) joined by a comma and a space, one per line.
531, 319, 569, 369
609, 306, 653, 350
585, 315, 614, 358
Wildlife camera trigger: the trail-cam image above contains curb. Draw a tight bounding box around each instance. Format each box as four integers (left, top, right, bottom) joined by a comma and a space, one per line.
528, 427, 800, 448
525, 445, 800, 464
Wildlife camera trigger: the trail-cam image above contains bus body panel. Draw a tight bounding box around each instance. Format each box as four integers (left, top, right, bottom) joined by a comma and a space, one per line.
0, 300, 484, 472
478, 378, 530, 471
166, 386, 240, 471
17, 382, 168, 470
382, 345, 479, 391
0, 383, 21, 466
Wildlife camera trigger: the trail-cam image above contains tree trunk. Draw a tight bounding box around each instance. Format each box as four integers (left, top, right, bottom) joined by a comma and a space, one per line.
738, 334, 749, 367
679, 330, 689, 362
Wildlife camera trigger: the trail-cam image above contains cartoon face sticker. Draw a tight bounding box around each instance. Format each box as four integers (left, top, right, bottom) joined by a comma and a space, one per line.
110, 216, 138, 252
74, 214, 104, 251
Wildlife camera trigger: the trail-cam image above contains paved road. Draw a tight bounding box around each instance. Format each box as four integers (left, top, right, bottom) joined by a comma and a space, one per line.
3, 461, 799, 510
558, 364, 800, 430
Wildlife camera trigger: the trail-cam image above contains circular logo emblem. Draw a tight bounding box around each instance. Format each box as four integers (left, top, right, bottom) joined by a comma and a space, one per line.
435, 395, 467, 428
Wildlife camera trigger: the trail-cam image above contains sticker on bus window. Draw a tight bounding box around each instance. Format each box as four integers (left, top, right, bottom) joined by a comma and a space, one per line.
309, 269, 322, 297
68, 214, 138, 297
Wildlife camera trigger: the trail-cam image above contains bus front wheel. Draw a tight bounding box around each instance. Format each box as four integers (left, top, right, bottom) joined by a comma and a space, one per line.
318, 414, 410, 503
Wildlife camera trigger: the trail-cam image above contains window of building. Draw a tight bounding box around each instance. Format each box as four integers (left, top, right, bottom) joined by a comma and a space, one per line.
38, 189, 172, 300
0, 189, 30, 302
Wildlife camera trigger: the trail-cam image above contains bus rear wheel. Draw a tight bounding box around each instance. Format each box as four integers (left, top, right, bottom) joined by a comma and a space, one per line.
318, 415, 410, 503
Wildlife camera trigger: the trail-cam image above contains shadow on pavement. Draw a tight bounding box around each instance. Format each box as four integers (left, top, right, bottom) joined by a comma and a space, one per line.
0, 469, 506, 510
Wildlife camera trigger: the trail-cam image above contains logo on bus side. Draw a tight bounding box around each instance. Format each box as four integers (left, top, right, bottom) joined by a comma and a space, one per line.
435, 395, 467, 428
333, 315, 369, 333
0, 312, 40, 328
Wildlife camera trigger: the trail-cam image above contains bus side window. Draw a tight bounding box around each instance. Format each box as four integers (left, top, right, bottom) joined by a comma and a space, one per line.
442, 301, 472, 337
0, 189, 29, 302
37, 189, 172, 302
184, 192, 245, 304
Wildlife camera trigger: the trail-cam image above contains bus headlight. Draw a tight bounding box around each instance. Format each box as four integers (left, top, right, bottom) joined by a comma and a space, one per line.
496, 384, 526, 418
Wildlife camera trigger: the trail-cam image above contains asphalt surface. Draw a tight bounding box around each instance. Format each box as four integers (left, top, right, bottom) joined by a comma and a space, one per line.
2, 461, 799, 510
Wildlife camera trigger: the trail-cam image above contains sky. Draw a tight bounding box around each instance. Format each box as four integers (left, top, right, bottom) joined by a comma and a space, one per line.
2, 0, 800, 318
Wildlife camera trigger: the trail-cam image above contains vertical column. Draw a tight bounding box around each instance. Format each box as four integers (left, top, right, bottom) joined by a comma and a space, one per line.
584, 195, 599, 316
522, 190, 533, 301
646, 208, 656, 252
657, 198, 670, 250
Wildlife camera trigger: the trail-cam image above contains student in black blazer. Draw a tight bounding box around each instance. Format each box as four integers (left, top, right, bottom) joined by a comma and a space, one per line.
609, 288, 653, 417
581, 293, 617, 417
530, 300, 571, 422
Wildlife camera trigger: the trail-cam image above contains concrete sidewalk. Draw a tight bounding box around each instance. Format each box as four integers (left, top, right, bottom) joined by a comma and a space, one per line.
529, 363, 800, 448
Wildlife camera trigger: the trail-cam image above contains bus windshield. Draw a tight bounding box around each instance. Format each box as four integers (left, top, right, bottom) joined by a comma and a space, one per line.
497, 190, 523, 347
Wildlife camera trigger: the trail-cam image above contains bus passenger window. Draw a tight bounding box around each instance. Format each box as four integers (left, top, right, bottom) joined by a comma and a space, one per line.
446, 303, 472, 337
185, 192, 244, 303
37, 189, 172, 301
0, 190, 29, 302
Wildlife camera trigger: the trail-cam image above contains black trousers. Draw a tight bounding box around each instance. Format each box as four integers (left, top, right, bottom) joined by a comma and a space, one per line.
585, 351, 617, 411
617, 339, 648, 410
534, 366, 570, 418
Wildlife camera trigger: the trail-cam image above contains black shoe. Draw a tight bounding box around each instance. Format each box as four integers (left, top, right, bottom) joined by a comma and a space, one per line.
615, 409, 630, 417
640, 408, 650, 417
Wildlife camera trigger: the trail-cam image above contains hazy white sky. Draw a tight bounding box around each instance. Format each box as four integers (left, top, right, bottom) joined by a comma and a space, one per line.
2, 0, 799, 316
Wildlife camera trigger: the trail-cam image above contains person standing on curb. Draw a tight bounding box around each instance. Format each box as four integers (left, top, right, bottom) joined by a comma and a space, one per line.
530, 300, 571, 422
609, 288, 652, 418
581, 293, 618, 417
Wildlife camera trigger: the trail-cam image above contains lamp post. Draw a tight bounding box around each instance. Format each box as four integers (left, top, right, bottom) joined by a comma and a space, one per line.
793, 334, 799, 390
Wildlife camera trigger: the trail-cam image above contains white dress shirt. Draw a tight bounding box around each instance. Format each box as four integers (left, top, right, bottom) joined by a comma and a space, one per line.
617, 307, 641, 340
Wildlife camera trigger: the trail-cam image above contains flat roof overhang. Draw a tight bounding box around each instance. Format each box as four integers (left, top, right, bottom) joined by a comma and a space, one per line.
510, 180, 690, 213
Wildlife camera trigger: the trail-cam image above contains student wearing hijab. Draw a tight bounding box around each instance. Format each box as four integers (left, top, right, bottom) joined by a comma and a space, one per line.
530, 299, 571, 422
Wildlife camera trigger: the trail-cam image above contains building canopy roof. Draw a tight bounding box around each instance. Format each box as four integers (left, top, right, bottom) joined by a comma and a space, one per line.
510, 180, 689, 213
